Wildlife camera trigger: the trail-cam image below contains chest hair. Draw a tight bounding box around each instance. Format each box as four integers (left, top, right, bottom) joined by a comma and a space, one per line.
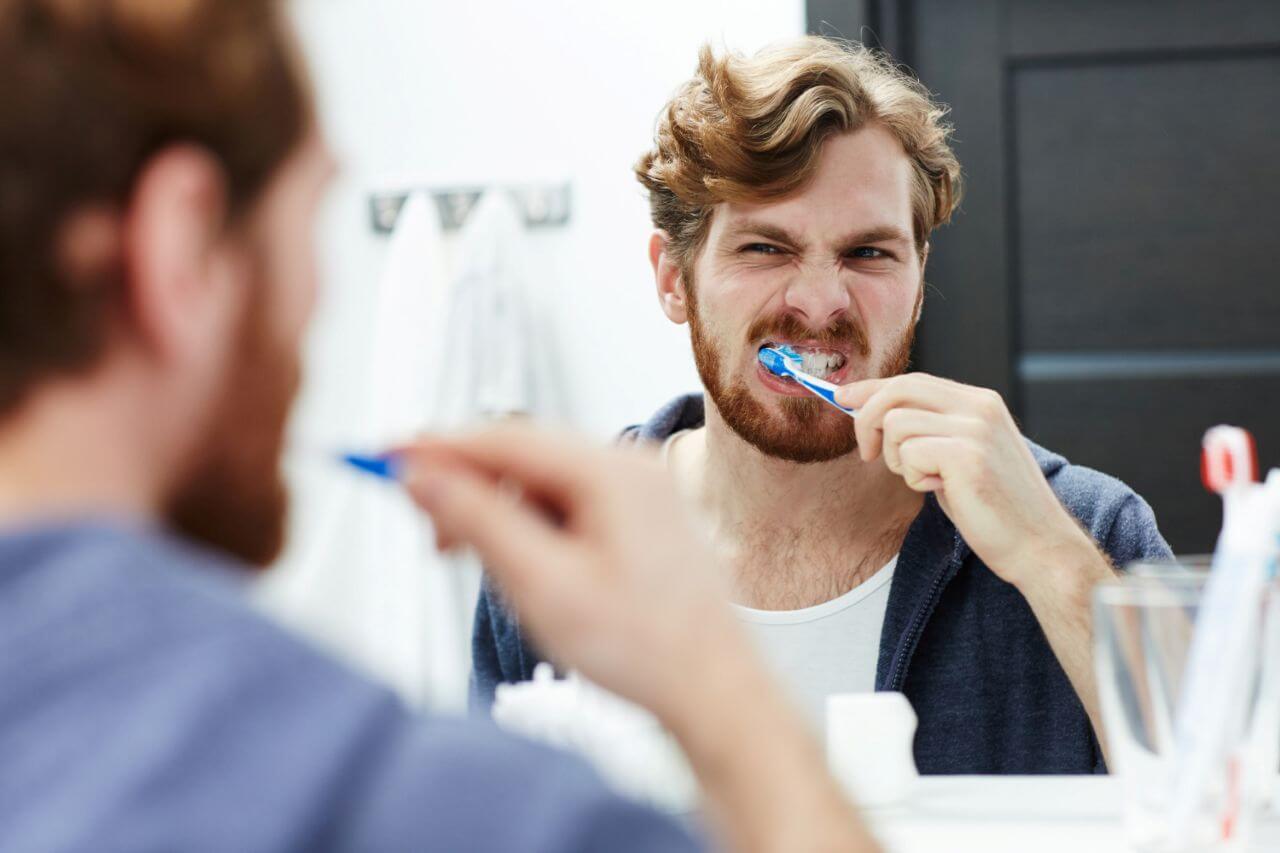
731, 516, 912, 610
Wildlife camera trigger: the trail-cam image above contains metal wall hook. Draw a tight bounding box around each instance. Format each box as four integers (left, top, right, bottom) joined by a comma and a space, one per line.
369, 184, 571, 234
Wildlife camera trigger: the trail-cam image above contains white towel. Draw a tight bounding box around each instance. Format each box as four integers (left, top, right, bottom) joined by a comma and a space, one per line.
414, 191, 554, 710
259, 189, 561, 713
352, 191, 459, 709
434, 191, 539, 422
258, 193, 453, 709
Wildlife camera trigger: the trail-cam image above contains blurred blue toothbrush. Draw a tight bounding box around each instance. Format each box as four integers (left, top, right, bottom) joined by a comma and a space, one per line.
757, 345, 858, 418
340, 451, 404, 481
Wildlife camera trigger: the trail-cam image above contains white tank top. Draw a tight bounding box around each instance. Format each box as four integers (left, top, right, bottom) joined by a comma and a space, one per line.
733, 557, 896, 734
661, 429, 896, 735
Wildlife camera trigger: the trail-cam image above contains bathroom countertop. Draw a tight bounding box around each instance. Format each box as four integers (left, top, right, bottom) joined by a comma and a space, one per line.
869, 775, 1280, 852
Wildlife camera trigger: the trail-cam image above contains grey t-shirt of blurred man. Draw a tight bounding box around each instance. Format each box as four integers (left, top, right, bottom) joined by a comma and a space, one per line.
0, 520, 702, 852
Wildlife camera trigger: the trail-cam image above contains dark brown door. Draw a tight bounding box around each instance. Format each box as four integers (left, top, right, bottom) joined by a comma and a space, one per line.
811, 0, 1280, 553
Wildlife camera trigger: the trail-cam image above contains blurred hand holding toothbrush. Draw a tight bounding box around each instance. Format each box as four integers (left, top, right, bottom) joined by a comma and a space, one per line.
341, 424, 880, 853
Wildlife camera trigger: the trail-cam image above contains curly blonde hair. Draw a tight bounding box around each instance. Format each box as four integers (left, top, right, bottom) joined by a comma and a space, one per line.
635, 36, 962, 267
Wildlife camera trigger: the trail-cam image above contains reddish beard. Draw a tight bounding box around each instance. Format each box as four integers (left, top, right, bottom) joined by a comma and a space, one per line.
686, 273, 915, 464
164, 283, 300, 568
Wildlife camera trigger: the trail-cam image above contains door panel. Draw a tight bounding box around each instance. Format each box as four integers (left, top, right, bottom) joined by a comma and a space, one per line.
1023, 373, 1276, 550
813, 0, 1280, 553
1015, 54, 1280, 352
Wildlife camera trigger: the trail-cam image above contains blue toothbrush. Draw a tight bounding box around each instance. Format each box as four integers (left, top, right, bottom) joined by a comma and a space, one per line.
758, 345, 858, 418
340, 451, 404, 481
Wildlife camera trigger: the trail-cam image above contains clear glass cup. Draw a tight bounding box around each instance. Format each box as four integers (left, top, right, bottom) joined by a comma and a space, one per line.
1094, 561, 1280, 851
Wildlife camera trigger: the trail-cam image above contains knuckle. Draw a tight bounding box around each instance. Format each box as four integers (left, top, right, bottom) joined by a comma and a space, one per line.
979, 388, 1005, 416
882, 408, 905, 435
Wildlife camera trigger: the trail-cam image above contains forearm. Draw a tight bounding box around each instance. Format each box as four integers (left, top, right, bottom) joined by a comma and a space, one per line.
1012, 526, 1117, 764
661, 648, 880, 853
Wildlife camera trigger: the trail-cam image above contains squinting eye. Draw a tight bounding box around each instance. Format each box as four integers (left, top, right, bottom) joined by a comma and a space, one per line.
743, 243, 783, 255
850, 247, 886, 259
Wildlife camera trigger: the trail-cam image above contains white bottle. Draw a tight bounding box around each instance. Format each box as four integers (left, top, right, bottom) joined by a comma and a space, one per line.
826, 691, 919, 808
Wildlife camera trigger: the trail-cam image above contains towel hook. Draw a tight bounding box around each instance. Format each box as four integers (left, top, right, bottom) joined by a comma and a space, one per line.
369, 184, 572, 234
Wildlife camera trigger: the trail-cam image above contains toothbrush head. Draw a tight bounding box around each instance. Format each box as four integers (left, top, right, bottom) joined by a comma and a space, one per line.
758, 345, 802, 377
341, 451, 403, 481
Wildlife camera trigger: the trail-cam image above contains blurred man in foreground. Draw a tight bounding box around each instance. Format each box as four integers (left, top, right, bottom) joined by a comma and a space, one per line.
0, 1, 874, 850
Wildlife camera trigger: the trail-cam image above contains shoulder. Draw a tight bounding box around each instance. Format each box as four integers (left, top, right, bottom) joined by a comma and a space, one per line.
621, 393, 707, 445
343, 717, 702, 850
1025, 440, 1172, 564
1, 521, 406, 743
3, 524, 701, 850
0, 524, 394, 846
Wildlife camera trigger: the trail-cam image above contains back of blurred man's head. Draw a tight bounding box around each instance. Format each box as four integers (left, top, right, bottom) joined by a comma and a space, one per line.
0, 0, 330, 565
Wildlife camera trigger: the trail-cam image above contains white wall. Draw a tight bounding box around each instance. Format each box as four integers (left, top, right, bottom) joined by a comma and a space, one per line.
289, 0, 804, 446
260, 0, 805, 704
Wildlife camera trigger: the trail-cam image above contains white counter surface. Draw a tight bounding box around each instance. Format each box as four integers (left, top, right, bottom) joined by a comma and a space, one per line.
871, 776, 1280, 852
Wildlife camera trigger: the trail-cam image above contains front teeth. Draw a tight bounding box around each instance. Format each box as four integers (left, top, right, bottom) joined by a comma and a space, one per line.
798, 350, 846, 379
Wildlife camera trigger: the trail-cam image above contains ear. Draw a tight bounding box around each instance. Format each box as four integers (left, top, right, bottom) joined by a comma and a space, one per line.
649, 230, 689, 325
121, 145, 248, 364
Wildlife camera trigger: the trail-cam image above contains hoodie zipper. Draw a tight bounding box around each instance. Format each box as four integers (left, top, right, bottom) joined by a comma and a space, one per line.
888, 533, 967, 691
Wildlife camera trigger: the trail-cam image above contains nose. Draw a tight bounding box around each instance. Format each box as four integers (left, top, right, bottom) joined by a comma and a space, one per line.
782, 263, 852, 328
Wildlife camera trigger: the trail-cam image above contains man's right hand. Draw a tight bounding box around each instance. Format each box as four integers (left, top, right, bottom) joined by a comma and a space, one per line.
400, 424, 743, 724
400, 424, 879, 853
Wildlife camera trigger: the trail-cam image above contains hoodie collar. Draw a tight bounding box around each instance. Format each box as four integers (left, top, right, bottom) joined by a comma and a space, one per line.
622, 393, 706, 445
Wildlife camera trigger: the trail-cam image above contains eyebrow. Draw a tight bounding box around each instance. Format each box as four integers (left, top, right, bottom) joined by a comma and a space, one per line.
723, 219, 912, 252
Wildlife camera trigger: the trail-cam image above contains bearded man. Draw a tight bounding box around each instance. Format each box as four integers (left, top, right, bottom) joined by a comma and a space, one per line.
472, 36, 1172, 776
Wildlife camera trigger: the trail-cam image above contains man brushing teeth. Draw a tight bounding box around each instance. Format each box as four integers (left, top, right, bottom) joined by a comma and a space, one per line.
758, 343, 847, 385
753, 332, 859, 399
473, 37, 1171, 776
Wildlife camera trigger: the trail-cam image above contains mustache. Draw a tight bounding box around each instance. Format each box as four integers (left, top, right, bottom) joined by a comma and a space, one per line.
746, 312, 871, 357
